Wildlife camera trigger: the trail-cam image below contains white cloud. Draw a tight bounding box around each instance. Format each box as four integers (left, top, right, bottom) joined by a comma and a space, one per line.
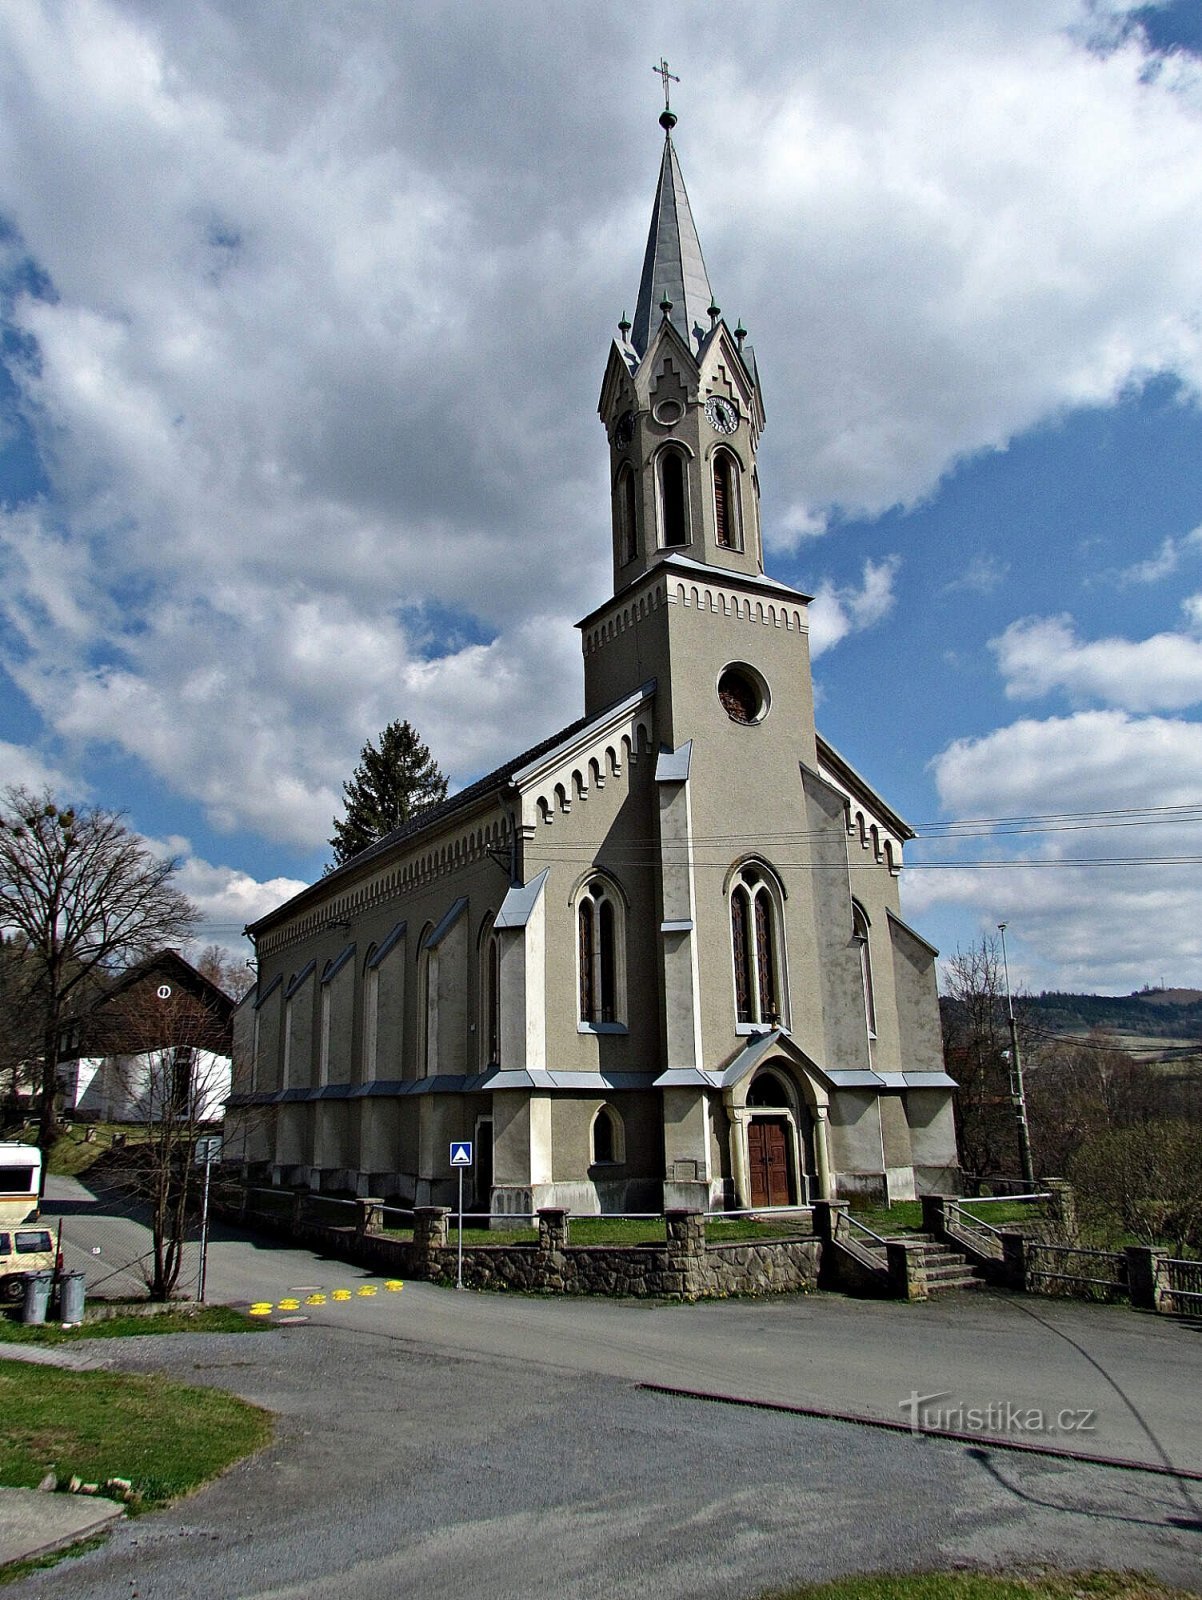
2, 3, 1202, 850
1117, 534, 1181, 584
911, 709, 1202, 988
808, 557, 899, 658
0, 741, 81, 798
941, 554, 1009, 596
992, 613, 1202, 709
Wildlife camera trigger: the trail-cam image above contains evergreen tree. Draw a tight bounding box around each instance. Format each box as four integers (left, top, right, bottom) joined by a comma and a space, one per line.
329, 720, 448, 866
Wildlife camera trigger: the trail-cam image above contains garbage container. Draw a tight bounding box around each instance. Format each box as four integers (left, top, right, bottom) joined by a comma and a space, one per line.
21, 1270, 54, 1326
59, 1270, 86, 1325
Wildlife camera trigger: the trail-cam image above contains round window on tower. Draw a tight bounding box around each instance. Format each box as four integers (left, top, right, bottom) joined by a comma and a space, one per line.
718, 664, 769, 726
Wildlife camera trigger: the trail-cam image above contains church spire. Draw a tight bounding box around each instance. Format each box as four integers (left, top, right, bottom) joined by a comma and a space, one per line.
630, 70, 715, 359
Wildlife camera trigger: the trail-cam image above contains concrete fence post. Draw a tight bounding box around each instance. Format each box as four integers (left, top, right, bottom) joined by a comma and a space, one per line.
1044, 1179, 1078, 1238
885, 1240, 928, 1301
920, 1194, 948, 1239
356, 1198, 385, 1238
290, 1190, 307, 1232
665, 1208, 706, 1298
1125, 1245, 1169, 1312
1001, 1231, 1028, 1292
412, 1203, 451, 1267
810, 1200, 848, 1243
537, 1208, 570, 1253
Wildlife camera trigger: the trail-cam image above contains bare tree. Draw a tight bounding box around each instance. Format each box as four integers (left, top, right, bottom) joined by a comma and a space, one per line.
940, 935, 1036, 1179
106, 980, 231, 1299
0, 787, 198, 1163
193, 942, 255, 1001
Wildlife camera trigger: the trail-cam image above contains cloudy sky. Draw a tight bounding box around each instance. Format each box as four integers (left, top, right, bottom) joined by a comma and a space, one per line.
3, 0, 1202, 994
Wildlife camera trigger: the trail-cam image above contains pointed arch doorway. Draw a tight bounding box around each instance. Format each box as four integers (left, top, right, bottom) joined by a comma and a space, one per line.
744, 1068, 808, 1207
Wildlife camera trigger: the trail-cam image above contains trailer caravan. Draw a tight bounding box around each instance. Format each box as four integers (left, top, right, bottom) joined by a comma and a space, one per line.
0, 1143, 41, 1226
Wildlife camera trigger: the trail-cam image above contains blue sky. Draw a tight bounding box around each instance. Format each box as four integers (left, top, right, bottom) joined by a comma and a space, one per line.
2, 1, 1202, 994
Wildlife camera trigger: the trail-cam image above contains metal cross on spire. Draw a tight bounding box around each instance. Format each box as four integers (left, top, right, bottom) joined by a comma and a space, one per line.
652, 57, 680, 113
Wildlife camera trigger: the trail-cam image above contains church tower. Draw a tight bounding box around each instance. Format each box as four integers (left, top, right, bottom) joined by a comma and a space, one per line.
597, 99, 767, 593
582, 94, 817, 772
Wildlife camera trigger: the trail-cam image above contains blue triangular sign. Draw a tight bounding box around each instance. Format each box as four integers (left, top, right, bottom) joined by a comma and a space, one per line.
450, 1142, 473, 1166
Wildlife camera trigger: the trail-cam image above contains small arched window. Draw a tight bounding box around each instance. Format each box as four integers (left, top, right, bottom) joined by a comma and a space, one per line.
658, 449, 689, 547
618, 466, 638, 565
853, 902, 876, 1040
591, 1104, 624, 1165
713, 450, 740, 550
730, 864, 784, 1028
578, 877, 623, 1026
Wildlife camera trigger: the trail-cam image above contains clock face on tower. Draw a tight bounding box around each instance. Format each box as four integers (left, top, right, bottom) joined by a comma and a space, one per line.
614, 409, 636, 448
705, 395, 738, 435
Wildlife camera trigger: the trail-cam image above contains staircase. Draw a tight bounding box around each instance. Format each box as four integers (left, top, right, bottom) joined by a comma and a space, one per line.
861, 1231, 987, 1295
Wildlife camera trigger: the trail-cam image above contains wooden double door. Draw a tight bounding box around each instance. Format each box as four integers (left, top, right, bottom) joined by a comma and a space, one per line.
747, 1117, 793, 1208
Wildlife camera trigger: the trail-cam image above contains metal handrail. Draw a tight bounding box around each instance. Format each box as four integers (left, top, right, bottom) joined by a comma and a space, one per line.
946, 1201, 1007, 1240
960, 1192, 1053, 1207
838, 1212, 891, 1248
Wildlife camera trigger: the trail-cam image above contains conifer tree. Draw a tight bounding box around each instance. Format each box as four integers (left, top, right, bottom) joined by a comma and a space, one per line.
329, 720, 448, 866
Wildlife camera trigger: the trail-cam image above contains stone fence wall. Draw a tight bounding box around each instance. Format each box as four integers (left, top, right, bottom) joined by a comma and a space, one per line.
218, 1191, 820, 1301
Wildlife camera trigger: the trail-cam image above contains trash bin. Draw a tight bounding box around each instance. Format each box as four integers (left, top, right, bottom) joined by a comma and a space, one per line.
59, 1271, 86, 1325
21, 1270, 54, 1326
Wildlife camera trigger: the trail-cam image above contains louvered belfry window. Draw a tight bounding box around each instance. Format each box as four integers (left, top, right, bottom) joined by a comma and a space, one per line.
714, 453, 735, 548
660, 451, 688, 546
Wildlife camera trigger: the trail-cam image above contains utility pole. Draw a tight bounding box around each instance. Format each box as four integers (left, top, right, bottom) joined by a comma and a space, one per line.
997, 923, 1036, 1187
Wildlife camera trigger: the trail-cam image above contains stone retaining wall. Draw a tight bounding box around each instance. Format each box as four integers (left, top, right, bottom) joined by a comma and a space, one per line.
219, 1193, 820, 1301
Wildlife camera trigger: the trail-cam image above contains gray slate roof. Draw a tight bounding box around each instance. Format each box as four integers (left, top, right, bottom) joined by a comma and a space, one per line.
631, 133, 715, 358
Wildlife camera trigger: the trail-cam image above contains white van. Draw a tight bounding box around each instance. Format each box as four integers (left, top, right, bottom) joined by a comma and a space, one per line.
0, 1145, 55, 1304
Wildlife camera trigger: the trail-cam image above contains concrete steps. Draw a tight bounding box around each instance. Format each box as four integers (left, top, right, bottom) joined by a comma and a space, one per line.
860, 1232, 987, 1295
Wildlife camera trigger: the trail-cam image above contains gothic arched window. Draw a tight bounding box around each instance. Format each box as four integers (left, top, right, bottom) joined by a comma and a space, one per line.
578, 877, 624, 1026
617, 465, 638, 565
658, 448, 689, 548
485, 928, 501, 1066
853, 901, 876, 1040
713, 450, 740, 550
730, 864, 785, 1028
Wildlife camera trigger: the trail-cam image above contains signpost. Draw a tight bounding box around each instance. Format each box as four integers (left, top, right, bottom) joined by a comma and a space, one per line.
194, 1135, 222, 1302
449, 1141, 473, 1290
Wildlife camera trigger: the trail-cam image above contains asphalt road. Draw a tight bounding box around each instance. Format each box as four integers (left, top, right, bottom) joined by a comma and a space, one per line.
12, 1180, 1200, 1599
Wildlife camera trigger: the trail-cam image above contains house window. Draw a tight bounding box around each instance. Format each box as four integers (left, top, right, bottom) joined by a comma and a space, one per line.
853, 902, 876, 1039
730, 864, 784, 1028
578, 877, 624, 1027
713, 450, 740, 549
658, 449, 689, 547
618, 466, 638, 565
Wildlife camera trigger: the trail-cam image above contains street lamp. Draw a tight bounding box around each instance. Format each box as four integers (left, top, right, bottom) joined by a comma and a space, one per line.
997, 922, 1036, 1187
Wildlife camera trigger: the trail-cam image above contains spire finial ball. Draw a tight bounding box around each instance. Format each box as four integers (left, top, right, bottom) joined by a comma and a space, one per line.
659, 108, 677, 133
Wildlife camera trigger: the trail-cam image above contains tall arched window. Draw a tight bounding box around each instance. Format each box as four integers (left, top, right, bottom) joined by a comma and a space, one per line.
713, 450, 740, 550
617, 466, 638, 565
853, 902, 876, 1040
730, 864, 784, 1028
578, 877, 623, 1026
658, 449, 689, 547
485, 929, 501, 1066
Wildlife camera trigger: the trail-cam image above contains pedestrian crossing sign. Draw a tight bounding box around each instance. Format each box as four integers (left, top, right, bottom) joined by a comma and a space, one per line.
450, 1141, 473, 1168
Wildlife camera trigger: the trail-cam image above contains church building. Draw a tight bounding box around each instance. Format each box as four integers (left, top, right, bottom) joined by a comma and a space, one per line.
228, 99, 960, 1216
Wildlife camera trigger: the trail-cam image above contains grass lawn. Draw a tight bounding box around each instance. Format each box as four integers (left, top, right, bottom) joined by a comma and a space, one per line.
0, 1359, 271, 1509
0, 1307, 266, 1345
763, 1571, 1196, 1600
39, 1123, 152, 1180
381, 1215, 815, 1247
